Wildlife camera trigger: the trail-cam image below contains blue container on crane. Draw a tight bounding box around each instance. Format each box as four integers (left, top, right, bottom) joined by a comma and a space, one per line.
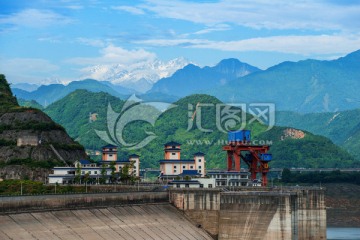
228, 130, 251, 142
260, 153, 272, 162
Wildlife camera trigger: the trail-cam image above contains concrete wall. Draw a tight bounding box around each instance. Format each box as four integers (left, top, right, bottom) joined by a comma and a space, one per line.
0, 192, 167, 214
296, 189, 327, 240
170, 189, 221, 239
169, 188, 326, 240
219, 192, 293, 240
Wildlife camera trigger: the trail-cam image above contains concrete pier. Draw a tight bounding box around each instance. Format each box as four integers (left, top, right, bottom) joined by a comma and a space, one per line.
169, 188, 326, 240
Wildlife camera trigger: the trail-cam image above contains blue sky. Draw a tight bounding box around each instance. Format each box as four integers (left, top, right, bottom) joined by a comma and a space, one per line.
1, 0, 360, 84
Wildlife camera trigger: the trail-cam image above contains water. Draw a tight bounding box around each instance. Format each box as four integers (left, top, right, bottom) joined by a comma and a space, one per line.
327, 228, 360, 240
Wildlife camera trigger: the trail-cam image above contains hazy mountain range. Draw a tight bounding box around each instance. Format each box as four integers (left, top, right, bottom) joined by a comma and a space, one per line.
148, 58, 261, 96
10, 49, 360, 112
207, 50, 360, 112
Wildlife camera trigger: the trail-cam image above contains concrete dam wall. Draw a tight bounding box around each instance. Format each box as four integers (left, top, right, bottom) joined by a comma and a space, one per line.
0, 192, 168, 214
0, 204, 213, 240
0, 189, 326, 239
169, 188, 326, 240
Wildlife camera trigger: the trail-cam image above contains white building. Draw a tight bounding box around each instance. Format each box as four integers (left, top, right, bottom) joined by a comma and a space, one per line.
207, 171, 251, 187
49, 145, 141, 184
49, 159, 112, 184
169, 178, 215, 189
159, 141, 206, 181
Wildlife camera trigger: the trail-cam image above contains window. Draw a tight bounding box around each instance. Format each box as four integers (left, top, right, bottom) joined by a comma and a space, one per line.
94, 171, 97, 174
176, 184, 180, 188
183, 166, 185, 169
198, 159, 201, 162
208, 184, 213, 188
199, 170, 201, 173
172, 153, 176, 155
81, 171, 85, 174
174, 170, 177, 173
198, 166, 202, 169
109, 154, 113, 157
190, 166, 194, 169
185, 184, 189, 188
200, 184, 204, 188
174, 166, 177, 169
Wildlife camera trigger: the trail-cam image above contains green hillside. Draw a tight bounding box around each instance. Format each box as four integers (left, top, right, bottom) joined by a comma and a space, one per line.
276, 110, 360, 159
44, 90, 357, 169
0, 74, 19, 110
17, 99, 43, 110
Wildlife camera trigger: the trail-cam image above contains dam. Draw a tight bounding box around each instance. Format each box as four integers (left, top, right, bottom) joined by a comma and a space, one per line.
0, 188, 326, 239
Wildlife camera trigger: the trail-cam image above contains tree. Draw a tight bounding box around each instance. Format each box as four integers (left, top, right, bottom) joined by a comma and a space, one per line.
120, 161, 136, 184
74, 164, 81, 184
84, 172, 90, 184
110, 161, 117, 183
282, 168, 292, 183
100, 164, 107, 184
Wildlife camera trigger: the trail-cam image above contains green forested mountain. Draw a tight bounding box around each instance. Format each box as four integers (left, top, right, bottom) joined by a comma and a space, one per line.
44, 90, 357, 169
17, 99, 43, 110
276, 110, 360, 159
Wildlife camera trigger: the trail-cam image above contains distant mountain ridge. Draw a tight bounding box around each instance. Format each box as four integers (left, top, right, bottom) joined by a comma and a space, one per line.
11, 79, 130, 106
209, 50, 360, 112
148, 58, 261, 97
11, 49, 360, 113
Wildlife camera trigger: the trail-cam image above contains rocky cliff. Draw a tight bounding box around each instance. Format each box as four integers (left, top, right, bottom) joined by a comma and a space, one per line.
0, 74, 87, 181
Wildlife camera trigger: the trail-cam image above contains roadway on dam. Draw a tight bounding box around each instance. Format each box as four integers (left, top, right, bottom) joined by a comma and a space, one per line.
0, 204, 212, 240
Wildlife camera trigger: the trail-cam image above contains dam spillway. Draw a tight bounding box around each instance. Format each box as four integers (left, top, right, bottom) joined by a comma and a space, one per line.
0, 204, 212, 240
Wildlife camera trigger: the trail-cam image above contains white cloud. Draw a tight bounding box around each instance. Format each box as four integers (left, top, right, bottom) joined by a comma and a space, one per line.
67, 44, 157, 65
0, 9, 73, 28
193, 24, 231, 35
138, 0, 360, 31
76, 38, 105, 47
112, 6, 145, 15
136, 34, 360, 56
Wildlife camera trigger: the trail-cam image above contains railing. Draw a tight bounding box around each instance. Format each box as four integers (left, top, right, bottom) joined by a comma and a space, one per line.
0, 183, 169, 198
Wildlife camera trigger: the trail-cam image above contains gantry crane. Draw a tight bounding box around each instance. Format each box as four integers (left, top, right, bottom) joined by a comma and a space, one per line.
223, 130, 272, 186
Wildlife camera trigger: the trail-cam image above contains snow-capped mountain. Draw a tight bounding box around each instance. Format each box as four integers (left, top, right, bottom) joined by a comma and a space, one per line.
80, 57, 191, 93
